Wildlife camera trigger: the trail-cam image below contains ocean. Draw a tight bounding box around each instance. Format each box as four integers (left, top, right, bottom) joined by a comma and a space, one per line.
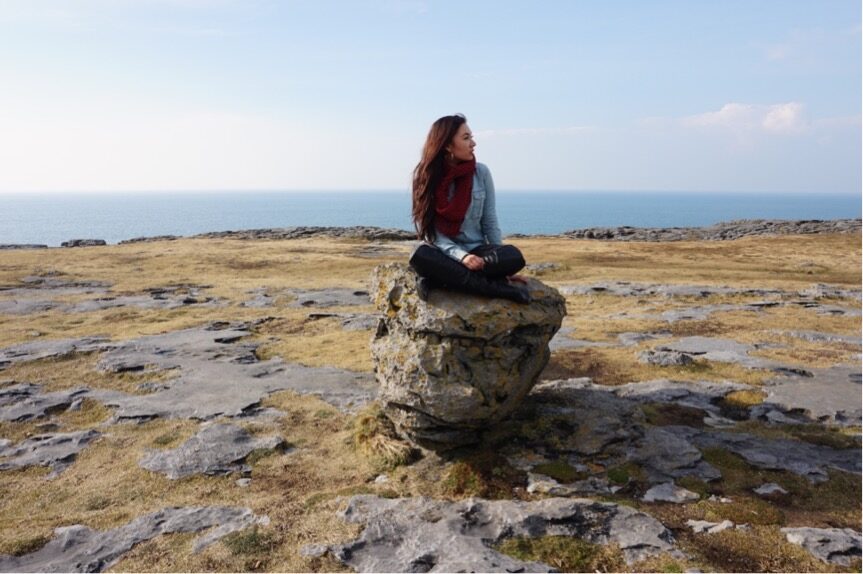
1, 191, 860, 247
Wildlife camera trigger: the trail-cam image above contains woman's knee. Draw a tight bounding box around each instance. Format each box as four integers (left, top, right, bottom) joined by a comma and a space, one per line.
483, 244, 525, 277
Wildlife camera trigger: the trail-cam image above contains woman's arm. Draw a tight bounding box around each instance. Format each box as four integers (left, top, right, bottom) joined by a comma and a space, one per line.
480, 165, 503, 245
432, 232, 470, 263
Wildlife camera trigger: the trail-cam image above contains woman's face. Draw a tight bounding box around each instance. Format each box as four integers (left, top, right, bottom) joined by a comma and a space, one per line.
446, 123, 476, 162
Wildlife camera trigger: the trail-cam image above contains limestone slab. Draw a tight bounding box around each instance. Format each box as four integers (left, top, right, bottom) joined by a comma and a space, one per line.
782, 527, 862, 566
0, 506, 267, 572
642, 482, 700, 503
139, 423, 286, 479
325, 495, 678, 571
760, 365, 862, 426
667, 426, 860, 483
0, 430, 101, 477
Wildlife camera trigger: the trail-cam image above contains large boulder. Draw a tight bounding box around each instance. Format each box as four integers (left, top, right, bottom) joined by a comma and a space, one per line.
370, 263, 566, 449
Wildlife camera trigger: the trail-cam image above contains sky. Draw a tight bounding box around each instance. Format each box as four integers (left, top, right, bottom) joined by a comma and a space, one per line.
0, 0, 860, 194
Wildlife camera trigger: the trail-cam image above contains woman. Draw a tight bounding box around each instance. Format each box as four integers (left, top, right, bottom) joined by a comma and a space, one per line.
409, 114, 530, 304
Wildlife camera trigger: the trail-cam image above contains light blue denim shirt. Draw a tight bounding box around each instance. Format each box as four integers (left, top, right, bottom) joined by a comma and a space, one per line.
432, 162, 503, 262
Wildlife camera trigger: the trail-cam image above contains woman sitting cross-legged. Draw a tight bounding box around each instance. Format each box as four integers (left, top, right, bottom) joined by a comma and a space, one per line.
409, 113, 530, 304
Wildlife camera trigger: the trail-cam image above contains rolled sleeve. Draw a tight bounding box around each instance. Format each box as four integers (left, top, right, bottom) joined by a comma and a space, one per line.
433, 232, 469, 262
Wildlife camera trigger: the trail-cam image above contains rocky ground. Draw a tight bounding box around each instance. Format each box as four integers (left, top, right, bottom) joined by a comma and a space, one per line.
0, 226, 860, 572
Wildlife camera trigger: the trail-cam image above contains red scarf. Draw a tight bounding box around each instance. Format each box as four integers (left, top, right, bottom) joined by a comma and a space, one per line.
434, 158, 476, 237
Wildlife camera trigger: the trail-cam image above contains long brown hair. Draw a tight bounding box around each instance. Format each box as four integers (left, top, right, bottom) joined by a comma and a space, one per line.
412, 114, 467, 242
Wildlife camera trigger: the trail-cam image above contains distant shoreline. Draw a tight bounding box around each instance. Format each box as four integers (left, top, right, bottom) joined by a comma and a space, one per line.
1, 218, 859, 250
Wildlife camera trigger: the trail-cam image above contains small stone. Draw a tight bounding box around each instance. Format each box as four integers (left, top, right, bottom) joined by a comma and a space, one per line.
300, 544, 329, 558
687, 519, 735, 534
374, 474, 389, 484
642, 482, 700, 503
753, 483, 788, 496
236, 478, 252, 487
708, 495, 732, 503
638, 350, 694, 366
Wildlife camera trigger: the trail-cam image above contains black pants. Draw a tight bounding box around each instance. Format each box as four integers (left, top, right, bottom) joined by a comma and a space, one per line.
409, 243, 526, 285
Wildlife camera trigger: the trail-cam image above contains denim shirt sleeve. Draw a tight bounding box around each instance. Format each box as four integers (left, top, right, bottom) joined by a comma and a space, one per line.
432, 231, 469, 262
480, 164, 503, 245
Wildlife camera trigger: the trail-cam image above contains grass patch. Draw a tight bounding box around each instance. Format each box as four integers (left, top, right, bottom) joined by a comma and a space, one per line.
733, 421, 861, 450
532, 460, 587, 483
351, 404, 416, 471
641, 403, 708, 428
679, 524, 857, 573
496, 536, 626, 572
606, 463, 647, 486
440, 451, 526, 499
6, 534, 50, 557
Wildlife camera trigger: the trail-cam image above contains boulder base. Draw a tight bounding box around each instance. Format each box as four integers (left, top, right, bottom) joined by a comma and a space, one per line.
370, 263, 566, 449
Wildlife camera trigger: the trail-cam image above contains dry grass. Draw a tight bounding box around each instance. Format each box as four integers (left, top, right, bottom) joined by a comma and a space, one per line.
0, 232, 860, 572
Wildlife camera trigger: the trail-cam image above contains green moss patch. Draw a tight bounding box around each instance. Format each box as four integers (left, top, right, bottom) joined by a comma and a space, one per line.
532, 461, 587, 483
496, 535, 625, 573
641, 403, 707, 428
440, 451, 526, 499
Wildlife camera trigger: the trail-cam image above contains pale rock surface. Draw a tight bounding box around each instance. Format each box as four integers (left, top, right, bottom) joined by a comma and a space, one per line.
642, 482, 700, 503
139, 423, 286, 479
687, 519, 735, 534
325, 495, 678, 571
0, 506, 266, 572
753, 483, 788, 496
370, 263, 565, 448
0, 430, 101, 477
782, 527, 862, 566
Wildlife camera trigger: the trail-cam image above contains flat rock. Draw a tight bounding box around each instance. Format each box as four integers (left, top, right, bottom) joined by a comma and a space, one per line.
193, 226, 415, 241
781, 527, 862, 566
526, 379, 644, 457
687, 519, 735, 534
759, 365, 862, 426
638, 350, 694, 366
559, 281, 787, 299
93, 322, 376, 418
657, 336, 813, 375
526, 472, 616, 496
549, 326, 613, 351
753, 483, 788, 496
61, 239, 107, 247
371, 263, 565, 449
628, 427, 721, 484
0, 244, 48, 250
139, 423, 286, 479
0, 430, 101, 477
643, 482, 700, 503
617, 331, 672, 347
0, 506, 267, 572
326, 495, 678, 570
667, 426, 860, 483
779, 330, 862, 346
307, 312, 381, 331
0, 337, 112, 370
286, 287, 372, 308
559, 219, 861, 241
0, 383, 90, 422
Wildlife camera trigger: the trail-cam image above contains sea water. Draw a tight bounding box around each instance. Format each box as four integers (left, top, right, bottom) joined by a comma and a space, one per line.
0, 191, 859, 246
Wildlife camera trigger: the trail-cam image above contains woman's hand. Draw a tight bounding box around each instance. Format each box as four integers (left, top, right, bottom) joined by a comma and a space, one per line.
461, 254, 485, 271
507, 274, 528, 284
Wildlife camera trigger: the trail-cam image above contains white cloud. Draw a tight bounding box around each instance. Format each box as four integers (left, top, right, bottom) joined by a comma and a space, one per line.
680, 102, 807, 134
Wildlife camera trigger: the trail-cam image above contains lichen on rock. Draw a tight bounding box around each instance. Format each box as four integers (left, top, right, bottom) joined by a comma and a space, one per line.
369, 263, 566, 449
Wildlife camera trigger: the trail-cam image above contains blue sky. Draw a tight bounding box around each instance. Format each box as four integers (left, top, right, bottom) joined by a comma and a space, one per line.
0, 0, 860, 193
